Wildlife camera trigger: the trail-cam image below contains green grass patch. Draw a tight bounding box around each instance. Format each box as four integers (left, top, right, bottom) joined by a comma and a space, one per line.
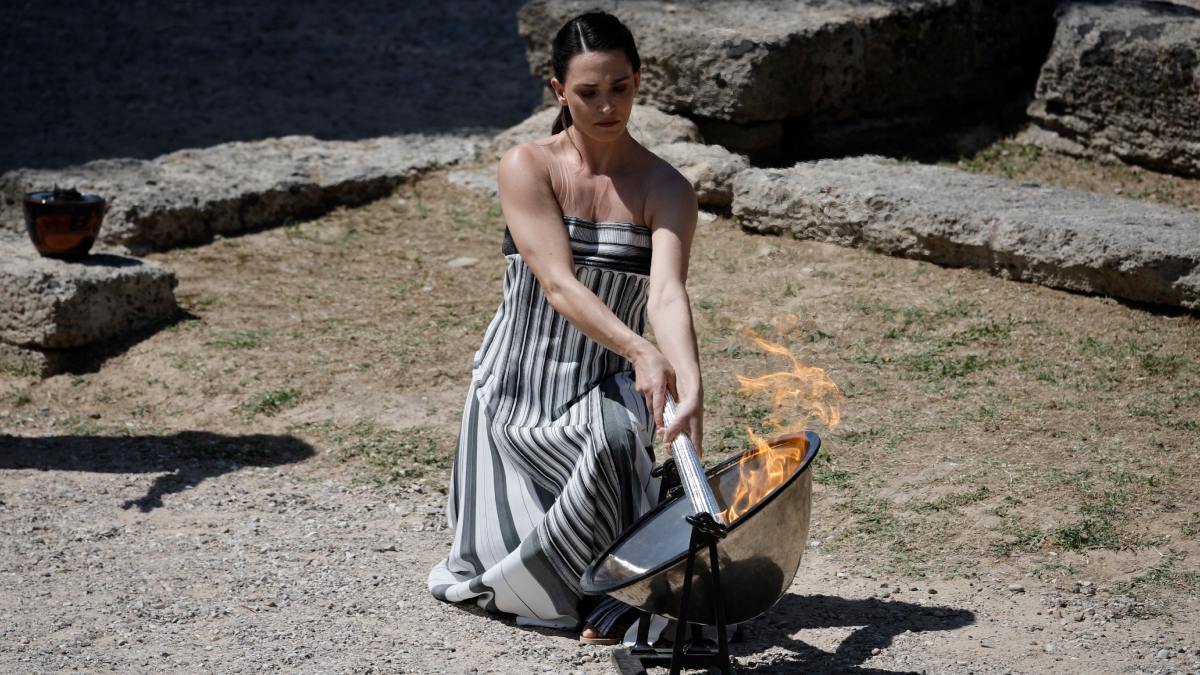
1138, 352, 1183, 377
816, 467, 853, 489
1181, 513, 1200, 537
1112, 552, 1200, 618
958, 141, 1043, 179
849, 297, 898, 319
243, 388, 301, 417
323, 419, 451, 484
902, 350, 985, 381
812, 447, 853, 489
912, 485, 992, 513
836, 427, 885, 447
941, 320, 1014, 347
1052, 518, 1120, 551
205, 329, 270, 350
900, 298, 978, 331
847, 497, 901, 537
1114, 551, 1200, 597
991, 516, 1046, 556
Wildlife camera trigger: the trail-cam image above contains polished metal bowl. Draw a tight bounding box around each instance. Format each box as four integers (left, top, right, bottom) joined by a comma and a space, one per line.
581, 431, 819, 625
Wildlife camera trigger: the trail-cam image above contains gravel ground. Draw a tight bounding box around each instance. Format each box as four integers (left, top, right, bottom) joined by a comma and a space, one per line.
0, 1, 541, 172
2, 441, 1196, 674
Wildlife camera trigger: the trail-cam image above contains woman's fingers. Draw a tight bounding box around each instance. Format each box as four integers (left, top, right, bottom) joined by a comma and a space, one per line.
665, 372, 679, 403
662, 420, 681, 449
650, 384, 665, 435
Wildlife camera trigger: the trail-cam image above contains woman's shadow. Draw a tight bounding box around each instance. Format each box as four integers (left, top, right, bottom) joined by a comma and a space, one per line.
0, 431, 314, 512
732, 591, 975, 673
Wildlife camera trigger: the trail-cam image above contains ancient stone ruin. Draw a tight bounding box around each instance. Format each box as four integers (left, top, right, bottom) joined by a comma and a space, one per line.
732, 157, 1200, 310
0, 134, 484, 256
0, 134, 482, 376
518, 0, 1056, 161
509, 0, 1200, 313
0, 231, 178, 376
1024, 0, 1200, 177
3, 0, 1198, 378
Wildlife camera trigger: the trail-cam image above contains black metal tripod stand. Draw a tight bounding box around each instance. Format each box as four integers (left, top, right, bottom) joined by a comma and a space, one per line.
610, 460, 734, 675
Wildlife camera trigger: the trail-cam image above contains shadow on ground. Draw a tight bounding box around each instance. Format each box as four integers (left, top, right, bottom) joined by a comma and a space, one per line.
732, 592, 975, 673
0, 431, 314, 512
434, 589, 973, 673
0, 1, 541, 171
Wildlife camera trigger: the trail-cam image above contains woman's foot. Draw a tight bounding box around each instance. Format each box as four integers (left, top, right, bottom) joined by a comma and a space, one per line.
578, 614, 638, 646
578, 623, 622, 646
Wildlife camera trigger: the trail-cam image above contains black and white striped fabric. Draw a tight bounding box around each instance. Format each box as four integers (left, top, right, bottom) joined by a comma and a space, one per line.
428, 215, 660, 631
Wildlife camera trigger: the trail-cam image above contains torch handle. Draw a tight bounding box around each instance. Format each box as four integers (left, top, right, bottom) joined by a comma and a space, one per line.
663, 393, 726, 526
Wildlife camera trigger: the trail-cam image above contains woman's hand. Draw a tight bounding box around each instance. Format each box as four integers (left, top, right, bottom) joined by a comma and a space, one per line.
663, 390, 704, 458
630, 342, 677, 441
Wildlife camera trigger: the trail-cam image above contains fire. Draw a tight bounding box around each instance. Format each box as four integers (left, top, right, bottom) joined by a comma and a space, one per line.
720, 328, 843, 523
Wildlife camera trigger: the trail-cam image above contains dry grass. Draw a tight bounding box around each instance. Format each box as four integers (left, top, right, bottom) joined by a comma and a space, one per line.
3, 138, 1198, 615
946, 137, 1200, 212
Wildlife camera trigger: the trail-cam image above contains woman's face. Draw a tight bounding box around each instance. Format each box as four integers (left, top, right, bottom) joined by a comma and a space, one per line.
552, 50, 640, 140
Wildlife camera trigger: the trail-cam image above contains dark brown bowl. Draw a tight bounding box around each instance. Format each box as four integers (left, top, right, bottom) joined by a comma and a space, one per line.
23, 190, 107, 260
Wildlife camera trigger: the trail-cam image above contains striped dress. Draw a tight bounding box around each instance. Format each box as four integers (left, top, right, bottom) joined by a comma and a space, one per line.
427, 215, 660, 631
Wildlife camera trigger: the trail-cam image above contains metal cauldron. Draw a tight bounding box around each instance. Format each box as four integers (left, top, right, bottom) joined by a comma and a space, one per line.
581, 431, 819, 625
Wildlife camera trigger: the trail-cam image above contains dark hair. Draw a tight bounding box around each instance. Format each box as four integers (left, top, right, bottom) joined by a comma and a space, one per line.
550, 12, 641, 134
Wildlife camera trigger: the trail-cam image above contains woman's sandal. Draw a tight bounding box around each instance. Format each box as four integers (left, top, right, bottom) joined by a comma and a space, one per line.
578, 624, 621, 646
578, 614, 639, 646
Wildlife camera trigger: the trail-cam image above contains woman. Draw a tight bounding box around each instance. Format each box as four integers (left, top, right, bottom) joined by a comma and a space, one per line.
427, 11, 703, 644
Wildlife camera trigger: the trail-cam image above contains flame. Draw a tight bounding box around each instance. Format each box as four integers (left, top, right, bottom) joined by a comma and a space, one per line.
719, 328, 843, 523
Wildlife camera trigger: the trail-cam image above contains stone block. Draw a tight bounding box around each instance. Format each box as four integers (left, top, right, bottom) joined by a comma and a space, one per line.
446, 169, 500, 200
518, 0, 1052, 152
732, 156, 1200, 310
651, 142, 749, 209
0, 234, 178, 375
0, 134, 483, 255
1026, 1, 1200, 177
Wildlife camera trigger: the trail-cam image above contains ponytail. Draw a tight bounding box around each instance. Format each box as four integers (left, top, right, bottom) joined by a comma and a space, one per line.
551, 105, 573, 134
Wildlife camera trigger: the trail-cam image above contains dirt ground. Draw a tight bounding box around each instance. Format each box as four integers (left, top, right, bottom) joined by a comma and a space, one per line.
2, 140, 1199, 673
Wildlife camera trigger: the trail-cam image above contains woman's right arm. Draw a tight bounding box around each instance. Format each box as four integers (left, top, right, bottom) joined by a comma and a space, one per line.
497, 144, 678, 432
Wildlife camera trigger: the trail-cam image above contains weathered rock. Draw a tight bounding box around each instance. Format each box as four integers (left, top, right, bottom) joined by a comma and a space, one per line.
651, 142, 749, 209
518, 0, 1053, 152
732, 156, 1200, 310
0, 233, 178, 376
489, 104, 701, 157
1025, 1, 1200, 178
0, 134, 483, 255
446, 169, 499, 200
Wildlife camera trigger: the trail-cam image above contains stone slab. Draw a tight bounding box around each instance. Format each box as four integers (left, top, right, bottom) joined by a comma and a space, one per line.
488, 104, 701, 157
446, 169, 500, 201
1026, 1, 1200, 178
0, 235, 178, 352
518, 0, 1052, 151
0, 134, 484, 255
651, 142, 749, 210
732, 156, 1200, 310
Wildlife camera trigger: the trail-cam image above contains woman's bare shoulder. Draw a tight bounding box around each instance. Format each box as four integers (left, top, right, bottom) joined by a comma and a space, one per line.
498, 137, 564, 196
499, 138, 551, 173
639, 147, 696, 212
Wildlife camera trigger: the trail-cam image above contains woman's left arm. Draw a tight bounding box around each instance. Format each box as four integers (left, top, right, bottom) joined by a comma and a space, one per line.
645, 167, 704, 454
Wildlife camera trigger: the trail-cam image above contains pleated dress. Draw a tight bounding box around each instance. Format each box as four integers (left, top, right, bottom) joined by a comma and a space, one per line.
427, 213, 661, 631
